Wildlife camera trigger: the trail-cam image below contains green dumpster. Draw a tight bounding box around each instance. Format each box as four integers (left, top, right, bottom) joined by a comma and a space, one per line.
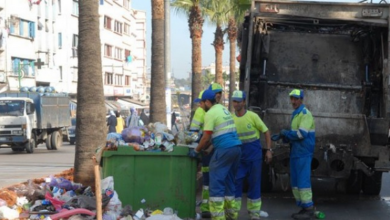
102, 146, 197, 219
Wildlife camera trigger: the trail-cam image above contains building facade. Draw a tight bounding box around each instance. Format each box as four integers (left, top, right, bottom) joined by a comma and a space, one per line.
0, 0, 148, 103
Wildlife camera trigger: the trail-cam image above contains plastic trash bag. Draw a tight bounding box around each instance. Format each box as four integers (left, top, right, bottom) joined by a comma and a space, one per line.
122, 127, 144, 144
0, 206, 19, 220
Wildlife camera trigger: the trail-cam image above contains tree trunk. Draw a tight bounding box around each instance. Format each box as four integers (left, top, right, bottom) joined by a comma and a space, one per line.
189, 4, 203, 117
150, 0, 166, 123
213, 25, 224, 86
74, 0, 107, 187
228, 17, 237, 111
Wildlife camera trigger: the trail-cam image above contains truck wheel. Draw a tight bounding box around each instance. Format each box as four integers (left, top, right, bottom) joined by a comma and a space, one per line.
346, 170, 362, 194
46, 134, 52, 150
25, 137, 35, 154
262, 162, 273, 192
51, 131, 62, 150
362, 171, 382, 195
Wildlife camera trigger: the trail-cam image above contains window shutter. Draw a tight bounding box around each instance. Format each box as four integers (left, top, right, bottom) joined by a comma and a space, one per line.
10, 23, 14, 34
29, 22, 36, 38
20, 20, 24, 36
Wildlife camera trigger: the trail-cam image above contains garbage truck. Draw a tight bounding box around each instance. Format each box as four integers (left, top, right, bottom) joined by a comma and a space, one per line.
239, 0, 390, 195
0, 93, 71, 153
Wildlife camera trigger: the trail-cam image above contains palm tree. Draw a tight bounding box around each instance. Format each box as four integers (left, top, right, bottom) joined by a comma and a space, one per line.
74, 0, 107, 186
203, 0, 230, 86
150, 0, 166, 123
227, 0, 249, 111
171, 0, 204, 116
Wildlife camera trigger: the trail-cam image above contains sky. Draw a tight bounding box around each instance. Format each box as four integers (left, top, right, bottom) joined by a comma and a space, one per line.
132, 1, 233, 79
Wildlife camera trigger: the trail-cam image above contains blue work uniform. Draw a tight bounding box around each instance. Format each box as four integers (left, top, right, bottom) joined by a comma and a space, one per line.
233, 110, 268, 219
284, 104, 315, 208
204, 104, 242, 220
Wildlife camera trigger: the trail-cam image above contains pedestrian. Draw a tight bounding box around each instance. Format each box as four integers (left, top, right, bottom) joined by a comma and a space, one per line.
231, 90, 272, 220
126, 108, 143, 127
273, 89, 316, 220
140, 109, 149, 125
189, 90, 211, 218
188, 89, 242, 220
171, 111, 178, 131
107, 110, 117, 133
115, 111, 125, 134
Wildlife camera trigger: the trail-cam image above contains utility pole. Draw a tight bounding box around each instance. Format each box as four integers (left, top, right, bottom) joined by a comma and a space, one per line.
165, 0, 172, 129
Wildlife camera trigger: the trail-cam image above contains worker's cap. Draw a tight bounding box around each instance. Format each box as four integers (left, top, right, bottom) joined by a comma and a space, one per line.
231, 90, 246, 102
200, 89, 216, 102
289, 89, 304, 99
208, 83, 223, 93
194, 90, 206, 103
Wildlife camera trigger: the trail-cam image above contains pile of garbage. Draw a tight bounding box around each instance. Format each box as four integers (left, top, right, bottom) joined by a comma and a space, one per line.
0, 169, 185, 220
106, 122, 196, 152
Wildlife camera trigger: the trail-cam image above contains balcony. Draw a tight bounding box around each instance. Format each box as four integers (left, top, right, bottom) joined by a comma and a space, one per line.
0, 0, 3, 11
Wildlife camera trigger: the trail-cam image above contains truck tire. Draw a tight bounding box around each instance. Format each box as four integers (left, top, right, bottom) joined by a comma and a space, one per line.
25, 138, 35, 154
51, 131, 62, 150
46, 134, 52, 150
346, 170, 362, 194
362, 171, 382, 195
262, 162, 273, 192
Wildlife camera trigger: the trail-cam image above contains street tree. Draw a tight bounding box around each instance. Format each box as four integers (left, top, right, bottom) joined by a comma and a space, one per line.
74, 0, 107, 186
203, 0, 230, 86
202, 69, 214, 89
171, 0, 204, 117
150, 0, 166, 123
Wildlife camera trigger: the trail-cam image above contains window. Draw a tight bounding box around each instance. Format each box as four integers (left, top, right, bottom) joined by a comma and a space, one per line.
58, 0, 62, 14
114, 47, 122, 60
123, 0, 130, 10
72, 0, 79, 16
124, 23, 130, 35
125, 76, 130, 86
115, 75, 123, 86
104, 72, 113, 85
72, 34, 78, 57
114, 21, 122, 34
58, 32, 62, 48
11, 57, 35, 76
104, 44, 112, 57
125, 49, 131, 61
59, 66, 63, 80
10, 19, 35, 39
104, 16, 112, 30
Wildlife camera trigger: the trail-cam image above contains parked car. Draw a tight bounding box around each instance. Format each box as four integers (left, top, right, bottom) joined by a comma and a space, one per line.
68, 118, 76, 145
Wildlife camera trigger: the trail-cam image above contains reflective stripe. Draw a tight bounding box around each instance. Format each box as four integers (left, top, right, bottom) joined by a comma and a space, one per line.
203, 185, 209, 190
299, 127, 308, 133
297, 130, 303, 139
241, 137, 258, 143
248, 198, 261, 203
225, 196, 235, 201
210, 197, 224, 202
214, 119, 235, 131
309, 129, 315, 132
238, 131, 256, 137
235, 197, 242, 201
202, 199, 208, 203
192, 120, 202, 126
210, 211, 224, 217
212, 127, 237, 138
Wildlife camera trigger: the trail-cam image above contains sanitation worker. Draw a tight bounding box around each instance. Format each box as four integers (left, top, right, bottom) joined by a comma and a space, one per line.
231, 90, 272, 220
189, 89, 242, 220
273, 89, 316, 220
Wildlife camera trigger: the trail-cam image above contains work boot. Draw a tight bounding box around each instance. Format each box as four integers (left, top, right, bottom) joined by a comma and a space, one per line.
201, 211, 212, 218
291, 208, 305, 218
293, 208, 314, 220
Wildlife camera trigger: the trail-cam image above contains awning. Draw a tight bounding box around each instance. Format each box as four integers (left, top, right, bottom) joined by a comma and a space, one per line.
118, 98, 149, 110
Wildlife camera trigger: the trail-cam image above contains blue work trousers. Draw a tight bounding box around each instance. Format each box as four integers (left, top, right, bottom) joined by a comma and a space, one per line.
235, 159, 262, 200
202, 148, 215, 186
290, 156, 314, 208
209, 146, 242, 197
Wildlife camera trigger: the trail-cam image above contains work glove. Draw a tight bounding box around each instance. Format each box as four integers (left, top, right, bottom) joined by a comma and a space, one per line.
280, 129, 289, 137
188, 148, 200, 158
271, 134, 281, 142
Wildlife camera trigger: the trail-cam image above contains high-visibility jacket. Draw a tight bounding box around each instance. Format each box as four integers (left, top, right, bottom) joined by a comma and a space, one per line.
233, 110, 268, 161
284, 104, 315, 158
204, 104, 241, 149
190, 107, 205, 132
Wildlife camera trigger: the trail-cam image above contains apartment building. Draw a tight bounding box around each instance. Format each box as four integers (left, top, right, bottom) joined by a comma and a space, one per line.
0, 0, 148, 102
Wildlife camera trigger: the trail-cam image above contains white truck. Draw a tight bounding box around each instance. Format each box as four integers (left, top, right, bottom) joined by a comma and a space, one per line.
0, 93, 71, 153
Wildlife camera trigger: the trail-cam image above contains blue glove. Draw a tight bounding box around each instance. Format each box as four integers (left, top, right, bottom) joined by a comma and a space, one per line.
188, 148, 200, 158
271, 134, 281, 141
280, 129, 289, 137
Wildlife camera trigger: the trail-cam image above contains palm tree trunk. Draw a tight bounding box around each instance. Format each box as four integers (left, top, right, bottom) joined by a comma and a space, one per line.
189, 4, 203, 116
214, 25, 224, 86
228, 17, 237, 111
150, 0, 166, 123
74, 0, 107, 186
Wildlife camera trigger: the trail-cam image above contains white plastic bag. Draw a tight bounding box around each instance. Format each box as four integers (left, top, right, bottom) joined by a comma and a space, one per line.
101, 176, 115, 191
0, 206, 19, 220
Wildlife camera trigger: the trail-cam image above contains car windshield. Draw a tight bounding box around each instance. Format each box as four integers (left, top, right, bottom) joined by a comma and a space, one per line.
71, 118, 76, 126
0, 100, 25, 116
